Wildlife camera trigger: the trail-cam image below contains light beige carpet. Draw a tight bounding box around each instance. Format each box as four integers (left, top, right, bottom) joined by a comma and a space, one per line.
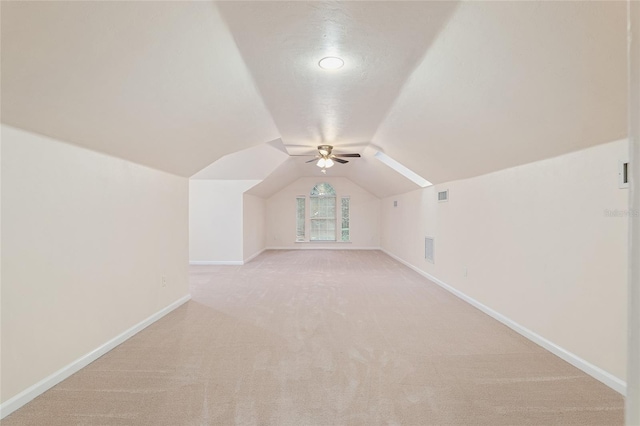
3, 250, 623, 425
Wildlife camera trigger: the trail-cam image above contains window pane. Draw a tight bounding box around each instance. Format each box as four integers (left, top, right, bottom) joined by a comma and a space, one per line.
310, 197, 335, 219
341, 197, 350, 242
296, 197, 305, 241
310, 218, 336, 241
309, 183, 337, 241
310, 182, 336, 196
310, 198, 319, 217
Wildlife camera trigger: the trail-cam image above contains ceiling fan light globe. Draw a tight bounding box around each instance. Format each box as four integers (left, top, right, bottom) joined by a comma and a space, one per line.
325, 158, 335, 168
317, 158, 326, 168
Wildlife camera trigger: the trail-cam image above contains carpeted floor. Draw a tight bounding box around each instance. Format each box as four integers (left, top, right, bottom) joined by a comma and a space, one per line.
3, 250, 624, 425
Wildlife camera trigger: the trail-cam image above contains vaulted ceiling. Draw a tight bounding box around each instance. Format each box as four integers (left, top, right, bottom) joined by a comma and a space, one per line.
1, 1, 627, 198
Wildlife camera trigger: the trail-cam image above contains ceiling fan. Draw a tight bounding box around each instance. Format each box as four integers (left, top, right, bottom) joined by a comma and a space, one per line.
293, 145, 361, 171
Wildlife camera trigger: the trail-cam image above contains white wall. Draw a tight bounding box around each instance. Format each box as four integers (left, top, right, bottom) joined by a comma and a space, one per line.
243, 193, 266, 261
266, 176, 381, 249
0, 133, 3, 404
628, 2, 640, 419
381, 139, 629, 385
1, 125, 189, 404
189, 180, 259, 263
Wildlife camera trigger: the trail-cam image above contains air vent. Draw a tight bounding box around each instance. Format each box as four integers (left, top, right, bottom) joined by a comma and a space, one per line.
425, 237, 434, 263
438, 190, 449, 202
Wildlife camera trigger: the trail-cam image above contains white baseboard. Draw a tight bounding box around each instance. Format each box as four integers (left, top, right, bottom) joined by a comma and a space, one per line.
243, 248, 266, 264
190, 248, 381, 264
0, 294, 192, 419
380, 249, 627, 396
265, 246, 382, 251
189, 260, 243, 266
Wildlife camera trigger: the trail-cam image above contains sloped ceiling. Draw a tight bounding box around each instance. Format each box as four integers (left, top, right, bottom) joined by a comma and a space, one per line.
246, 144, 419, 199
191, 139, 289, 180
373, 1, 627, 183
216, 1, 458, 152
1, 1, 279, 177
1, 1, 627, 195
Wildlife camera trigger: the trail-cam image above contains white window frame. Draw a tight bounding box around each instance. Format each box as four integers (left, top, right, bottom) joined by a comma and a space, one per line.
310, 192, 336, 242
295, 183, 351, 243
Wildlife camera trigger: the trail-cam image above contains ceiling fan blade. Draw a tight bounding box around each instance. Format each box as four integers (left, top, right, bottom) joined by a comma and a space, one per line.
333, 158, 349, 164
305, 158, 318, 163
333, 153, 361, 157
290, 154, 318, 157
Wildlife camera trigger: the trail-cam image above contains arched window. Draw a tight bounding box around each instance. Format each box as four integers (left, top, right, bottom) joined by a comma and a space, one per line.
296, 183, 350, 242
310, 182, 336, 197
310, 183, 336, 241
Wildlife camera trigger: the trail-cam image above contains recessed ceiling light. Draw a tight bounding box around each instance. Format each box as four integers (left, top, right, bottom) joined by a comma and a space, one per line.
318, 56, 344, 70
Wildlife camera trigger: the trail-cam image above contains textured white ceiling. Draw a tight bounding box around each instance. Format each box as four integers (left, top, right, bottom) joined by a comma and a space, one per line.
1, 1, 279, 177
1, 1, 627, 196
247, 143, 420, 199
191, 139, 289, 180
373, 1, 627, 183
217, 1, 458, 154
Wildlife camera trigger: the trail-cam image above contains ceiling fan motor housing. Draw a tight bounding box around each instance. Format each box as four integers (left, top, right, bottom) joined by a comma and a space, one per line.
317, 145, 333, 156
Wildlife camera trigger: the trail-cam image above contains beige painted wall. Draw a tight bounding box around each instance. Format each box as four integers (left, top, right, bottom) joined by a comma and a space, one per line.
0, 133, 3, 404
381, 139, 629, 382
266, 177, 381, 249
1, 125, 189, 403
243, 194, 266, 261
628, 2, 640, 419
188, 180, 259, 263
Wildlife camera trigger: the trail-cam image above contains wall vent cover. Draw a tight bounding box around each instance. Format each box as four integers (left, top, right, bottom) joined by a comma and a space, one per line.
438, 190, 449, 202
425, 237, 435, 263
